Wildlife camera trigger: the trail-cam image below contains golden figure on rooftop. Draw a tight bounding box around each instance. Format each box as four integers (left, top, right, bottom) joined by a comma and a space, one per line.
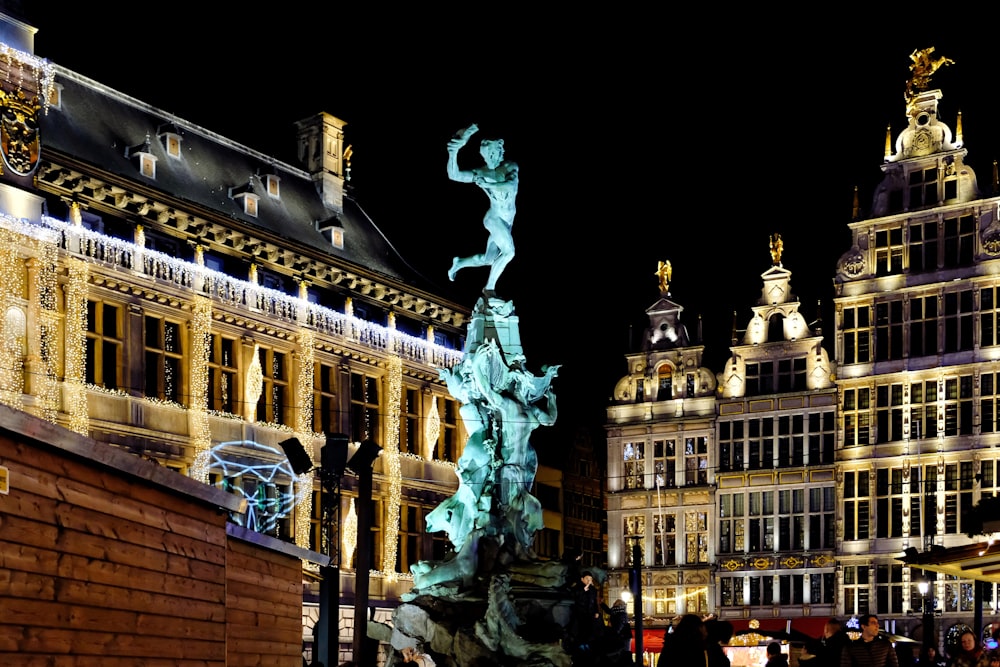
770, 233, 783, 266
655, 259, 671, 295
906, 47, 954, 103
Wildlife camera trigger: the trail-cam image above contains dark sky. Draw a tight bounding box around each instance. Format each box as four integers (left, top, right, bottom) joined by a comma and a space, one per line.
27, 8, 1000, 446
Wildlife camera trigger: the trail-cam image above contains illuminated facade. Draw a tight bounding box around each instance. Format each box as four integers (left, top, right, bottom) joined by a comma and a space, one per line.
0, 11, 472, 661
833, 76, 1000, 640
608, 53, 1000, 648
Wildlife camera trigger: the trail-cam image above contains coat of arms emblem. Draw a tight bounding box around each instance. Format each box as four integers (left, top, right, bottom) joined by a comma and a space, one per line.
0, 88, 39, 176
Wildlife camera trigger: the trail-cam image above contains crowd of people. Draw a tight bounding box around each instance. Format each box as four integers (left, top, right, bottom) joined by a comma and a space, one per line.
650, 612, 1000, 667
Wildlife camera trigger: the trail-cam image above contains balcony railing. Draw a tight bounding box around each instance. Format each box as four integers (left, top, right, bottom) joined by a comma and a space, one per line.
33, 214, 462, 368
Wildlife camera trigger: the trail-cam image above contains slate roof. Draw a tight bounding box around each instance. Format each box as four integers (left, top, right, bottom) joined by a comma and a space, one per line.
39, 66, 451, 300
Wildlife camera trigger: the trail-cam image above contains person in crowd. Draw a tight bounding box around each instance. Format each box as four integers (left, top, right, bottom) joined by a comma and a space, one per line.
805, 618, 849, 667
916, 646, 947, 667
840, 614, 899, 667
568, 571, 602, 655
657, 614, 707, 666
946, 631, 991, 667
704, 619, 733, 667
766, 641, 790, 667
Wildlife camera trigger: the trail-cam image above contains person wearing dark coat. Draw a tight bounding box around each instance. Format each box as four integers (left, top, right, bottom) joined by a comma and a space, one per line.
569, 571, 602, 653
705, 619, 733, 667
657, 614, 708, 667
840, 614, 899, 667
804, 618, 849, 667
766, 641, 790, 667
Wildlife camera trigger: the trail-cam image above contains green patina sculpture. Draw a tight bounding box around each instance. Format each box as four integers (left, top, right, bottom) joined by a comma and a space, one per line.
446, 124, 519, 292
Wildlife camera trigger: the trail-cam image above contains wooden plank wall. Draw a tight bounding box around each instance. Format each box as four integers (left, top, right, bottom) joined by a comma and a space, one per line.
0, 433, 230, 666
226, 539, 304, 666
0, 411, 309, 667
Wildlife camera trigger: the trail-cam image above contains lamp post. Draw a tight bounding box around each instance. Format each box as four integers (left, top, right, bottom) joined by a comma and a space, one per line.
918, 579, 933, 653
629, 535, 643, 663
346, 439, 382, 667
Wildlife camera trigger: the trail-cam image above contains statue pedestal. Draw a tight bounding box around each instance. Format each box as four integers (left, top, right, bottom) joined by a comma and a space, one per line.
465, 296, 522, 363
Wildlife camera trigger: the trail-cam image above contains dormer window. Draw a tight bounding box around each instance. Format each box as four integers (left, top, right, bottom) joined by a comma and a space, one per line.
229, 178, 259, 218
125, 134, 156, 179
47, 83, 63, 111
909, 166, 938, 208
264, 173, 280, 199
157, 123, 183, 159
318, 219, 345, 249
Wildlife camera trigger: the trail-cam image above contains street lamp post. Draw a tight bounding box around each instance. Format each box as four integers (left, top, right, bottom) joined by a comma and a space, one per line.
629, 535, 643, 663
918, 579, 933, 653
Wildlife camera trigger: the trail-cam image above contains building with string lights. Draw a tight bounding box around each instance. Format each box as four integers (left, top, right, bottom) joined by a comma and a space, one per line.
606, 48, 1000, 659
0, 8, 491, 664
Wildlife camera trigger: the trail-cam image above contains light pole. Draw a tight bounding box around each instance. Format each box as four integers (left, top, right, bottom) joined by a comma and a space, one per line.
629, 535, 643, 664
918, 578, 933, 653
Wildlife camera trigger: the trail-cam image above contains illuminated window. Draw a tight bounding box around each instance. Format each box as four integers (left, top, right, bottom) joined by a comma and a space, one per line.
684, 511, 708, 564
652, 513, 676, 566
652, 439, 674, 488
656, 365, 672, 400
431, 395, 458, 463
313, 361, 339, 434
207, 334, 237, 413
684, 436, 708, 486
256, 346, 288, 425
811, 572, 836, 605
718, 493, 745, 554
720, 577, 740, 607
623, 441, 645, 490
875, 300, 904, 361
843, 470, 870, 541
395, 504, 429, 573
910, 295, 938, 357
843, 387, 871, 446
623, 515, 644, 567
401, 387, 420, 455
844, 565, 870, 616
350, 371, 380, 442
144, 315, 183, 404
875, 227, 904, 276
842, 305, 871, 364
85, 300, 122, 390
264, 174, 281, 198
942, 574, 976, 613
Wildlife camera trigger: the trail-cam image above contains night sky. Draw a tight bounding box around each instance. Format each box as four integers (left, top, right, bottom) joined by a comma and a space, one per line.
28, 8, 1000, 455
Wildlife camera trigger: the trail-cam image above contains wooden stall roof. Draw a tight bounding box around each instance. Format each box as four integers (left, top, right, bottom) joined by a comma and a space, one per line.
227, 523, 330, 567
0, 401, 245, 513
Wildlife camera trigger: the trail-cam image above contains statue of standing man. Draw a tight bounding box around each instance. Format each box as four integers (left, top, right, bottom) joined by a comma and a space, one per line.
446, 124, 518, 292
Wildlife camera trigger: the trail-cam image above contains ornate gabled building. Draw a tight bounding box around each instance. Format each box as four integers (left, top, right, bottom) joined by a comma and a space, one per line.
833, 49, 1000, 643
606, 265, 718, 640
0, 9, 472, 663
606, 250, 838, 651
714, 243, 838, 628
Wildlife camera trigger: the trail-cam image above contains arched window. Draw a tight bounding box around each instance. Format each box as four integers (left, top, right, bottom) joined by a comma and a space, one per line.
657, 365, 673, 401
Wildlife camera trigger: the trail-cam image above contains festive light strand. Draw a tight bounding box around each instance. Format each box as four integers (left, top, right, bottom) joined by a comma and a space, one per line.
383, 353, 402, 579
189, 296, 212, 482
294, 327, 316, 551
64, 258, 88, 435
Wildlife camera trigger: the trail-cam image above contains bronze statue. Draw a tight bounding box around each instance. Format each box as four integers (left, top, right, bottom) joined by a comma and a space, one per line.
770, 232, 783, 266
906, 47, 954, 103
655, 260, 672, 295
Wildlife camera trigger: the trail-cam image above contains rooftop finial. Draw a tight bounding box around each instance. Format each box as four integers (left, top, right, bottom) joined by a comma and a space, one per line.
906, 47, 954, 105
884, 124, 893, 160
655, 260, 672, 296
852, 185, 861, 221
956, 109, 964, 144
769, 233, 783, 267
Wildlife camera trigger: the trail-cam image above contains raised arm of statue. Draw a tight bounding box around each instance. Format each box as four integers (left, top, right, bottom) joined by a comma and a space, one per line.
447, 124, 479, 183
